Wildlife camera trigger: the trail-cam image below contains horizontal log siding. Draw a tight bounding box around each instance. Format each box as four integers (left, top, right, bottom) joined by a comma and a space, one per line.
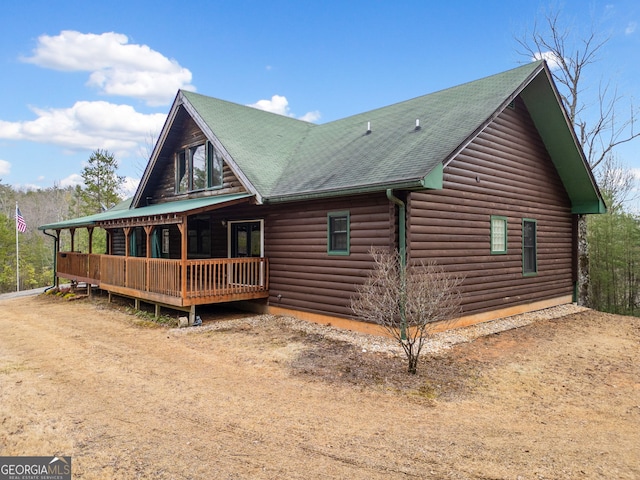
265, 195, 392, 317
408, 98, 574, 316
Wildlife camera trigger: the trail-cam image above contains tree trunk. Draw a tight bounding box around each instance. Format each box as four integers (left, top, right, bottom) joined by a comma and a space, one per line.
577, 214, 590, 307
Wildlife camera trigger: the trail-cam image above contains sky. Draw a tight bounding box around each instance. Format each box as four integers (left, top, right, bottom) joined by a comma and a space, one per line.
0, 0, 638, 199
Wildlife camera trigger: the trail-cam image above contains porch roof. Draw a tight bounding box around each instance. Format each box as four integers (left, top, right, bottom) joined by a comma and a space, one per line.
39, 193, 253, 231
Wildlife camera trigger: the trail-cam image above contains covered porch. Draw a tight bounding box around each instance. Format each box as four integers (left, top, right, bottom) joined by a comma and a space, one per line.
41, 193, 269, 321
57, 252, 268, 306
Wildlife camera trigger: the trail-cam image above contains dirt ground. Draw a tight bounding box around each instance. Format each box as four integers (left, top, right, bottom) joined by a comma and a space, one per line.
1, 294, 639, 479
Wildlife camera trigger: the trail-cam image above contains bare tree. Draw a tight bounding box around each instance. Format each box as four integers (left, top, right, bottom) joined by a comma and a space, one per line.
596, 154, 638, 213
351, 249, 463, 374
515, 7, 640, 307
515, 9, 640, 171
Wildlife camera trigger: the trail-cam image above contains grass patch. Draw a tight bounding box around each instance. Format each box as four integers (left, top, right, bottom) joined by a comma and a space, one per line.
126, 307, 178, 328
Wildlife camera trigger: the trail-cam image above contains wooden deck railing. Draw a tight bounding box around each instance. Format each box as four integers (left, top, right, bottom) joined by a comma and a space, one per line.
185, 257, 268, 300
56, 252, 268, 306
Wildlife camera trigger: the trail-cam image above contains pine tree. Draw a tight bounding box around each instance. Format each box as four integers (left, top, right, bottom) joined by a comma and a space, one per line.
77, 149, 124, 216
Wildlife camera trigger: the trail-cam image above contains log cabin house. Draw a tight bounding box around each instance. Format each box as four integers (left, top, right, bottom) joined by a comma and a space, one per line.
39, 60, 605, 331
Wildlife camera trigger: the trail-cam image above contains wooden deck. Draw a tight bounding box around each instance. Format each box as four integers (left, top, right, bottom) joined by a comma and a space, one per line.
56, 252, 269, 307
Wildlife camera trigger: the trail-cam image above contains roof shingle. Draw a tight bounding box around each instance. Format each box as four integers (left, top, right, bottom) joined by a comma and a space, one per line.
183, 61, 543, 201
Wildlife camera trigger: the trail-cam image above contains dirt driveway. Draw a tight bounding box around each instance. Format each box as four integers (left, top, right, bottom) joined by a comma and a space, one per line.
1, 295, 639, 479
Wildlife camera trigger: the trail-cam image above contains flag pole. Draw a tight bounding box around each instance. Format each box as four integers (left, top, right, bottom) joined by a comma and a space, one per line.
15, 201, 19, 292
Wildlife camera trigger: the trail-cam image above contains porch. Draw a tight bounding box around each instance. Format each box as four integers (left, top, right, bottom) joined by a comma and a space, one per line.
56, 252, 269, 308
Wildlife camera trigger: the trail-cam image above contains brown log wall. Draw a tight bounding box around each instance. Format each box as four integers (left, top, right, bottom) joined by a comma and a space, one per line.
408, 97, 574, 316
150, 112, 247, 203
264, 195, 394, 318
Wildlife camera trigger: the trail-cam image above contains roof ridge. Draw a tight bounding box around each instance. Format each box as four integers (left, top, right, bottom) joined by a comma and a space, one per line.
316, 60, 545, 128
181, 90, 315, 126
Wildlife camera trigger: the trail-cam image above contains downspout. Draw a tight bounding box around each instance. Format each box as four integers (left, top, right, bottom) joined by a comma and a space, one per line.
386, 189, 407, 340
42, 229, 59, 293
386, 189, 406, 264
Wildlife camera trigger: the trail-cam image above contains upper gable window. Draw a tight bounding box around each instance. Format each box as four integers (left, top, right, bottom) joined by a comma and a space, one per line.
176, 141, 223, 193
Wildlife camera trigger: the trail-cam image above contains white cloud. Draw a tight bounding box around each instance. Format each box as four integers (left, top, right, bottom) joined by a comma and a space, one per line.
625, 21, 637, 35
299, 110, 321, 123
120, 176, 140, 198
0, 101, 167, 158
248, 95, 321, 123
249, 95, 291, 116
0, 159, 11, 176
21, 30, 195, 106
56, 172, 139, 199
533, 51, 564, 71
59, 173, 83, 188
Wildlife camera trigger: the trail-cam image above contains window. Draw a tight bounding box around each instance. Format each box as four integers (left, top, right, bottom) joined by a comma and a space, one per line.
191, 144, 207, 190
328, 211, 350, 255
175, 141, 223, 193
187, 215, 211, 258
162, 229, 170, 255
522, 219, 537, 275
490, 216, 508, 254
229, 221, 263, 258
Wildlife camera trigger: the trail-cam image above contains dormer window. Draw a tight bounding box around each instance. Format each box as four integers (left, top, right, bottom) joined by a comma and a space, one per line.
176, 141, 223, 193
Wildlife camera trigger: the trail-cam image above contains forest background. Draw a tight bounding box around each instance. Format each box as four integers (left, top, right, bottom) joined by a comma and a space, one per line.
1, 8, 639, 317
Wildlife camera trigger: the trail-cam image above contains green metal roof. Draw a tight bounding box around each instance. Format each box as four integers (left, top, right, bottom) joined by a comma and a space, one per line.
44, 61, 603, 232
180, 61, 603, 212
270, 63, 541, 200
181, 91, 313, 198
39, 193, 252, 231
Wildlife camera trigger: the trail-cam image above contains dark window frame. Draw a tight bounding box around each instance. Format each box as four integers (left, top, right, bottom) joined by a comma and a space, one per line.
522, 218, 537, 276
175, 141, 224, 194
187, 214, 212, 258
327, 211, 350, 255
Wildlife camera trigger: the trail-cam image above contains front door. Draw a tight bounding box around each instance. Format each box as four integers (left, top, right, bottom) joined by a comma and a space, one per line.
229, 220, 263, 258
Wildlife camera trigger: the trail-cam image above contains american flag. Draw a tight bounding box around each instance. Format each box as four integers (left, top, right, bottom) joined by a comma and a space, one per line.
16, 206, 26, 233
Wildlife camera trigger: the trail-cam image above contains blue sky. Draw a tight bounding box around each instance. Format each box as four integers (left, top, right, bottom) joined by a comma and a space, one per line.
0, 0, 638, 198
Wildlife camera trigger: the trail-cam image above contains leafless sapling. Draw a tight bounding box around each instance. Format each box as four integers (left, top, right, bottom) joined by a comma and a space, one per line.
351, 248, 463, 374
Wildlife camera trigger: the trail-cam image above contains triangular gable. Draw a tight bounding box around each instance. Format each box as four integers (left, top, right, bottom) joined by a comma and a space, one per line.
520, 67, 605, 213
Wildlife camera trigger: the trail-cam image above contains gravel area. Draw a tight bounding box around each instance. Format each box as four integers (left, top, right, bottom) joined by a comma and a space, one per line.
173, 303, 589, 356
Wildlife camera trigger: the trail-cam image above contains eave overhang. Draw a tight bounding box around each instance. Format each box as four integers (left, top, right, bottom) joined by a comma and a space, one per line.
263, 175, 443, 204
519, 65, 606, 214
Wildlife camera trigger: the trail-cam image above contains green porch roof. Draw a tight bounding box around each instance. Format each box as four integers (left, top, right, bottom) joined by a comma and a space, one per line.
180, 61, 603, 213
38, 193, 252, 231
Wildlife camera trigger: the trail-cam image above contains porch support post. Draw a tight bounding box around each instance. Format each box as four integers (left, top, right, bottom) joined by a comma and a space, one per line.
178, 219, 187, 305
144, 225, 154, 293
70, 228, 76, 252
55, 230, 61, 288
87, 227, 94, 254
144, 226, 153, 258
123, 227, 131, 289
124, 227, 131, 257
189, 304, 196, 326
87, 227, 94, 296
